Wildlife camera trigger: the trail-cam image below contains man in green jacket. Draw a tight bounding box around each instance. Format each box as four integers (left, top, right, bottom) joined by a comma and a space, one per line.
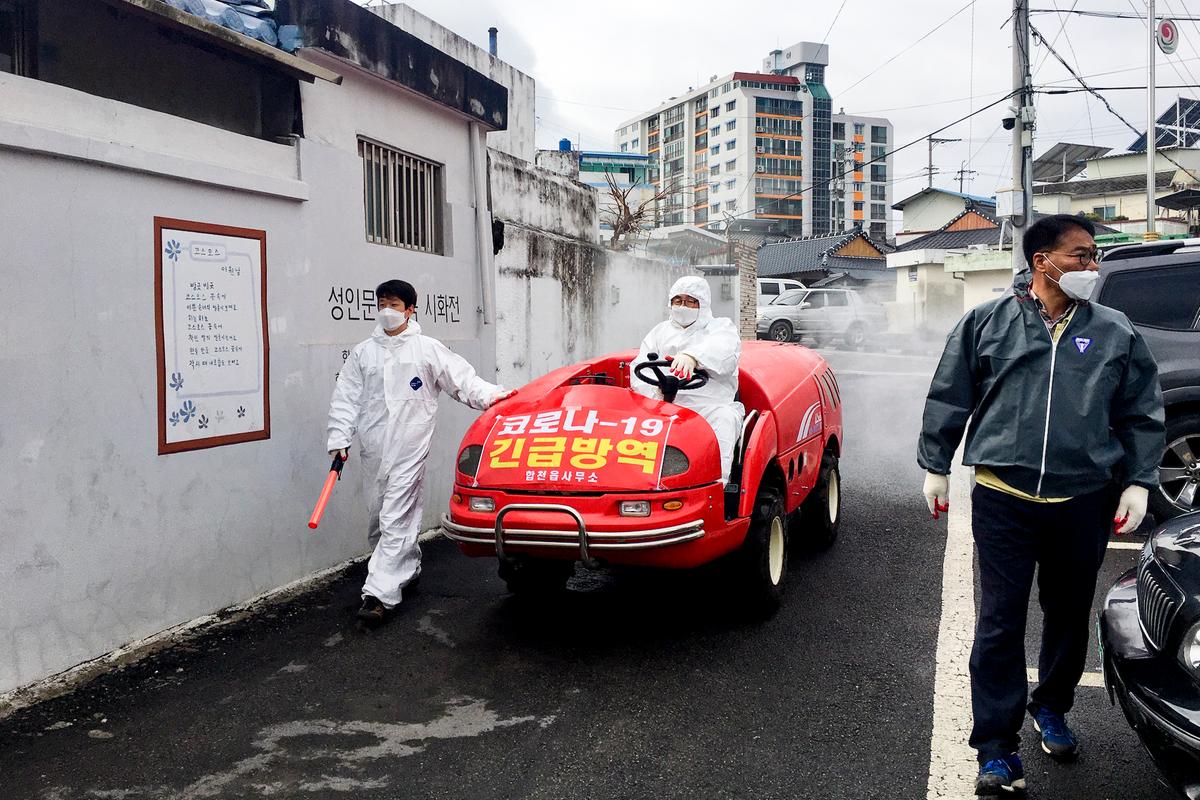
918, 214, 1164, 796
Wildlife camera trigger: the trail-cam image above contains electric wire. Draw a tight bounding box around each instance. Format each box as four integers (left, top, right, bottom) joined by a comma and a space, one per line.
1028, 19, 1200, 182
838, 0, 977, 97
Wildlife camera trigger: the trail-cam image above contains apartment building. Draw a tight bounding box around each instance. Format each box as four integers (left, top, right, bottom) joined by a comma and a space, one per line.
614, 41, 894, 239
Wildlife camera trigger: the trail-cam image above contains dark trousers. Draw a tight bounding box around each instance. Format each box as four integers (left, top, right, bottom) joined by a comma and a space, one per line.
968, 483, 1117, 762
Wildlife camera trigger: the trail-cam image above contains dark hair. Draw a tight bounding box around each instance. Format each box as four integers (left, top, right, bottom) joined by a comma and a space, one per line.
376, 279, 418, 308
1022, 214, 1096, 269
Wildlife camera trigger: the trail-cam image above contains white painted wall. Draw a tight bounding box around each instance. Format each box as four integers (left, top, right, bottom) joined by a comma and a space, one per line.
0, 57, 497, 694
372, 3, 536, 163
897, 193, 968, 237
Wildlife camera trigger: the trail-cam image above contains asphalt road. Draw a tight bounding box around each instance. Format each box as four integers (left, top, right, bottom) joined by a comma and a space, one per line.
0, 348, 1180, 799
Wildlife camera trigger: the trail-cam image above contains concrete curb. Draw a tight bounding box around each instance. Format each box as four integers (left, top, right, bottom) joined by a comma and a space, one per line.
0, 528, 449, 720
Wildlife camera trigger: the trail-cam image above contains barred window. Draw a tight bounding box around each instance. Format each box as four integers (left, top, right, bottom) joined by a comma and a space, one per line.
359, 139, 443, 254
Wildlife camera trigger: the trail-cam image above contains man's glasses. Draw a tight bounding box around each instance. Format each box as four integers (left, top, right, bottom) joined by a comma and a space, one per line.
1044, 249, 1102, 268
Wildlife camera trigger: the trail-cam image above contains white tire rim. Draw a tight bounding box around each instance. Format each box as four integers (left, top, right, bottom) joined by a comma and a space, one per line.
828, 469, 840, 524
768, 516, 784, 585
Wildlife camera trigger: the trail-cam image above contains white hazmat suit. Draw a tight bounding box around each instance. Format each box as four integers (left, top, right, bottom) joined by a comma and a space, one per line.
631, 276, 744, 481
328, 320, 504, 608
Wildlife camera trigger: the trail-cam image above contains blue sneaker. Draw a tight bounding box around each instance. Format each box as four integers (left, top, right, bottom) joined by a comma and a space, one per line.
975, 753, 1026, 796
1031, 706, 1080, 761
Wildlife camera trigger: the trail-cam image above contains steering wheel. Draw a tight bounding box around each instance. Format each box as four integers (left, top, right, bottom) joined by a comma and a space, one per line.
634, 354, 709, 404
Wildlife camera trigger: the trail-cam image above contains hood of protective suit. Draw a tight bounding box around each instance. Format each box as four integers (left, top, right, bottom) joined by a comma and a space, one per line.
668, 276, 713, 328
372, 319, 422, 347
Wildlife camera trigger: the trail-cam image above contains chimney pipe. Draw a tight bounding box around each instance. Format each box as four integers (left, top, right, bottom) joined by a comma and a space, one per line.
488, 27, 498, 57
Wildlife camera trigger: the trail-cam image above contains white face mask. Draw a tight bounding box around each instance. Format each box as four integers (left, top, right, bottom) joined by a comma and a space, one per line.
669, 305, 700, 327
377, 307, 408, 331
1045, 259, 1098, 302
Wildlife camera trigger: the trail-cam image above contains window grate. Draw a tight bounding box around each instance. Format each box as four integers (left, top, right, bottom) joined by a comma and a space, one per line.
359, 138, 442, 254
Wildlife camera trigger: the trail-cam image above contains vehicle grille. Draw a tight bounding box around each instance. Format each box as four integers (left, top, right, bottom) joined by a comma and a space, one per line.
1137, 557, 1182, 652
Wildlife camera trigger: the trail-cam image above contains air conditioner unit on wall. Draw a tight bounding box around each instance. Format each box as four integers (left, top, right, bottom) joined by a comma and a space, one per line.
756, 166, 766, 173
755, 146, 764, 153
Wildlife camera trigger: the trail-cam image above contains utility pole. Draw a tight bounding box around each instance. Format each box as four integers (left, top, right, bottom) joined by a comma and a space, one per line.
1146, 0, 1159, 241
955, 162, 978, 194
1011, 0, 1035, 272
927, 136, 960, 188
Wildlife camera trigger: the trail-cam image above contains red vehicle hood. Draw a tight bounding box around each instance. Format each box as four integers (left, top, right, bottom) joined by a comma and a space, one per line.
460, 383, 721, 492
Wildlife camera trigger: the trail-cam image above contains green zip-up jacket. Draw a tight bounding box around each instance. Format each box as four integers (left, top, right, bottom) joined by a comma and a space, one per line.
918, 271, 1165, 498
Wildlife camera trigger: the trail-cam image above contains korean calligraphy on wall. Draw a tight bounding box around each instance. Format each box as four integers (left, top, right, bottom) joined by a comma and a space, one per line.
155, 217, 270, 454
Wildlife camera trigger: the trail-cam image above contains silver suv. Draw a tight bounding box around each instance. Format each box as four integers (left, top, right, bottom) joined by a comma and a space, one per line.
756, 288, 887, 349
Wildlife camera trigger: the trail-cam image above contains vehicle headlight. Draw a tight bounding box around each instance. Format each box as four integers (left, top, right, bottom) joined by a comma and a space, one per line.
469, 496, 495, 512
1179, 621, 1200, 672
457, 445, 482, 477
619, 500, 651, 517
660, 445, 689, 477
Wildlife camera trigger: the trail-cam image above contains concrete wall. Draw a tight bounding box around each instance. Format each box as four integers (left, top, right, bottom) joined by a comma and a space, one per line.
946, 251, 1016, 311
488, 150, 692, 386
887, 250, 962, 336
372, 3, 536, 163
0, 56, 495, 694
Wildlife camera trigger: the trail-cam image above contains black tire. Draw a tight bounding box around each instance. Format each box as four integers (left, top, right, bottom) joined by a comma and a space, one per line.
734, 486, 788, 616
798, 452, 841, 550
768, 320, 793, 342
498, 558, 573, 595
843, 323, 867, 350
1150, 413, 1200, 522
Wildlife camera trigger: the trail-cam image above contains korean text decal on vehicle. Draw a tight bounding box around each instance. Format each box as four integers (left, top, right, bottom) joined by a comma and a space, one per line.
475, 407, 676, 489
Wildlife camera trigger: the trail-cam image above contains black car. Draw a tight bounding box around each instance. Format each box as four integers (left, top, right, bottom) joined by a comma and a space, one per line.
1100, 511, 1200, 797
1096, 241, 1200, 521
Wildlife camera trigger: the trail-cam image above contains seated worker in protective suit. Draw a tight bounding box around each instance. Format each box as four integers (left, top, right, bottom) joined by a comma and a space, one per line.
631, 276, 744, 481
327, 279, 513, 626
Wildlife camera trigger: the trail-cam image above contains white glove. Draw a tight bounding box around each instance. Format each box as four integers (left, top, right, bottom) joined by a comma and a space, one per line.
670, 353, 698, 381
1115, 485, 1149, 535
329, 448, 348, 461
490, 388, 516, 408
923, 472, 950, 520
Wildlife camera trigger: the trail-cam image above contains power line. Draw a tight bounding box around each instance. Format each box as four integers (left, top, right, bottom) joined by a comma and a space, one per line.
818, 0, 850, 53
718, 90, 1019, 225
1032, 0, 1080, 75
1030, 7, 1200, 19
838, 0, 977, 97
1028, 19, 1200, 183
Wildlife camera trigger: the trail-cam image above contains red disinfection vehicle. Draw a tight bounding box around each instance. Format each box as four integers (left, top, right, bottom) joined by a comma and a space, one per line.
442, 341, 843, 613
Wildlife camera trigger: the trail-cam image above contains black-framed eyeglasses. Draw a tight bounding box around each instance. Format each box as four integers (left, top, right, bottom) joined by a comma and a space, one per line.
1042, 249, 1102, 268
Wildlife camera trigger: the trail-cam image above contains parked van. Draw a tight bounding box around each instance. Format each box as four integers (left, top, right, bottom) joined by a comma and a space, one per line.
757, 278, 805, 305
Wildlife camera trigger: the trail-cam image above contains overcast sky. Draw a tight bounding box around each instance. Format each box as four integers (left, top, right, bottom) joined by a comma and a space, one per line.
368, 0, 1200, 220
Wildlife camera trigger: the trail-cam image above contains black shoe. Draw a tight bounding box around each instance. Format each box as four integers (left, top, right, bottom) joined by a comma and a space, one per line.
356, 595, 388, 626
975, 753, 1026, 796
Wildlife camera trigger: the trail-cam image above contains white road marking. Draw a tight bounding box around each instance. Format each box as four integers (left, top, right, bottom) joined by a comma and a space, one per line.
926, 466, 978, 800
1107, 540, 1143, 551
1026, 668, 1104, 688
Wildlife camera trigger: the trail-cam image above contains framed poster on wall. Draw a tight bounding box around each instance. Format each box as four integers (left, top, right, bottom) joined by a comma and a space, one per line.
155, 217, 270, 454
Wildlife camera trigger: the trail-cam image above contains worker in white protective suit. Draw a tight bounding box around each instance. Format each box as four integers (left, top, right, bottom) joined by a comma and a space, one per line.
327, 279, 513, 625
631, 276, 744, 481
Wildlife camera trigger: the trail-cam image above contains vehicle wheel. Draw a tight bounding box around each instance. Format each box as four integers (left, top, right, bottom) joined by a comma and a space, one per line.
798, 452, 840, 550
734, 486, 788, 616
1151, 413, 1200, 521
843, 323, 867, 350
768, 320, 793, 342
498, 558, 573, 595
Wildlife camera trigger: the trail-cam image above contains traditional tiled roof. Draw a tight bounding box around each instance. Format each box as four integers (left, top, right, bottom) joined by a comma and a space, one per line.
757, 230, 891, 279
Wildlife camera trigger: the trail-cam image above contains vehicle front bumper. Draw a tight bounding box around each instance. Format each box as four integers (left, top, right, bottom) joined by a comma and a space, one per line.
1100, 570, 1200, 798
443, 483, 748, 569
